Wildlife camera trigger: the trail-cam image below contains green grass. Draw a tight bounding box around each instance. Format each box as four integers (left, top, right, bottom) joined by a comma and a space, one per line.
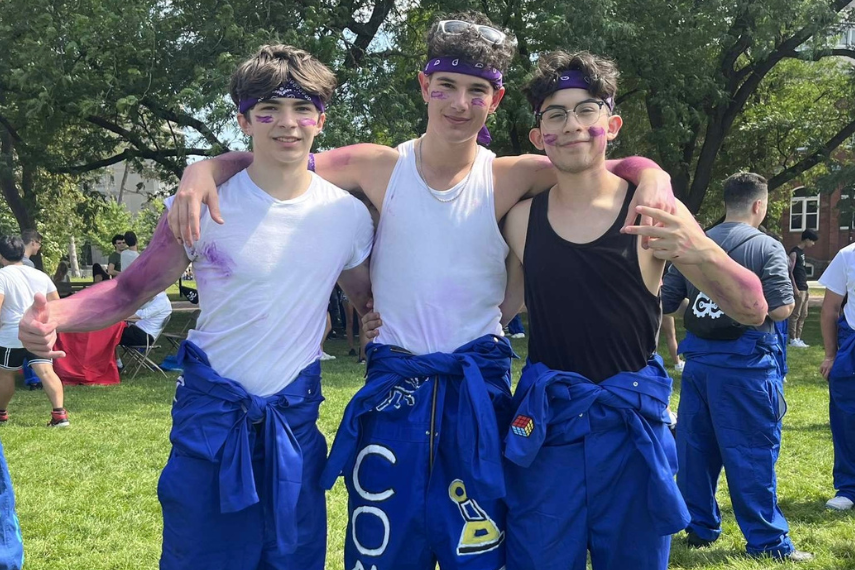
1, 312, 854, 569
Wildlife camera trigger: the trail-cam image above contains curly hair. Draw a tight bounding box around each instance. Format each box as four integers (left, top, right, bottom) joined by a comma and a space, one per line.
229, 44, 337, 112
523, 51, 620, 112
425, 11, 517, 74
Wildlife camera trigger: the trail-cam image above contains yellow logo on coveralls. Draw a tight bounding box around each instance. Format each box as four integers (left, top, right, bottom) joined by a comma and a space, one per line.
448, 479, 504, 555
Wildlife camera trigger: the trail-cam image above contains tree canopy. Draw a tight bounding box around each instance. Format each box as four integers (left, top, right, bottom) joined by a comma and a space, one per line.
1, 0, 853, 240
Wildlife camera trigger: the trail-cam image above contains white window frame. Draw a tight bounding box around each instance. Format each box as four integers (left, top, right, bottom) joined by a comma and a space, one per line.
790, 195, 820, 232
804, 262, 815, 279
839, 194, 854, 230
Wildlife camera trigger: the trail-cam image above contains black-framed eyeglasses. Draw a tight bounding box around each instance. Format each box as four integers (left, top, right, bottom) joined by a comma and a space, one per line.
535, 100, 608, 131
437, 20, 511, 46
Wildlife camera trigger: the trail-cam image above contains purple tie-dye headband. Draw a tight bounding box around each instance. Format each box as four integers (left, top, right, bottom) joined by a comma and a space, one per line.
238, 79, 325, 115
423, 57, 503, 146
533, 70, 615, 113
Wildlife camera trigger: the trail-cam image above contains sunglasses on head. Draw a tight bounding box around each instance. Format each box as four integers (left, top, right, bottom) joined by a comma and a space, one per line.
437, 20, 509, 46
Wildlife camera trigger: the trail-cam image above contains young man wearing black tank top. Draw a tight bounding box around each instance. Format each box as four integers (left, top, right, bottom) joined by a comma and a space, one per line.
499, 51, 769, 570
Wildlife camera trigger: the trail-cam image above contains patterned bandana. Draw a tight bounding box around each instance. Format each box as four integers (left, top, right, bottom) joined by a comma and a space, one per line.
238, 79, 325, 115
533, 70, 615, 113
423, 57, 503, 146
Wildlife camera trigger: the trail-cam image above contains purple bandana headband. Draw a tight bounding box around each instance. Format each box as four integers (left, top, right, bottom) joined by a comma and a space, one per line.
423, 57, 503, 146
238, 79, 325, 115
534, 70, 615, 113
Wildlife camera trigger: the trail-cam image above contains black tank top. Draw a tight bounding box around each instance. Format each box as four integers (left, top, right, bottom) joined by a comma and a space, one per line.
524, 185, 660, 382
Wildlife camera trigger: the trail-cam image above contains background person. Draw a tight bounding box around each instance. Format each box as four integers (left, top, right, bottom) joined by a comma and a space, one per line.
788, 229, 818, 348
0, 236, 69, 428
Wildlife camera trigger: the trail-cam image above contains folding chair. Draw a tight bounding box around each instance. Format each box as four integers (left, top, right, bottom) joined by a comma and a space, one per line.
163, 308, 200, 350
120, 315, 172, 380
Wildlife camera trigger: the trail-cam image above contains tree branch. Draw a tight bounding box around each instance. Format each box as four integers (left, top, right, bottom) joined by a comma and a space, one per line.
53, 147, 213, 174
767, 116, 855, 190
139, 97, 227, 150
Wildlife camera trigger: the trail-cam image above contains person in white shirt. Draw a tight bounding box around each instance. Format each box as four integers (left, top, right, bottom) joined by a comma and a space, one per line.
120, 291, 172, 347
18, 45, 373, 570
120, 231, 140, 270
0, 236, 68, 427
819, 244, 855, 511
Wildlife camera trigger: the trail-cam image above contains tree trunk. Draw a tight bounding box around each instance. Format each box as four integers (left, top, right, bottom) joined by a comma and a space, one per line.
117, 161, 130, 204
0, 130, 35, 231
68, 236, 81, 278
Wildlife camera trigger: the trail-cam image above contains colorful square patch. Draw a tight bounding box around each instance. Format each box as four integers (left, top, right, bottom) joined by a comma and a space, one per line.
511, 415, 534, 437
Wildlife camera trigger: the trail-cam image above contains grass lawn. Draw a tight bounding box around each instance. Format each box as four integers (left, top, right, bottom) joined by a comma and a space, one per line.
1, 311, 854, 569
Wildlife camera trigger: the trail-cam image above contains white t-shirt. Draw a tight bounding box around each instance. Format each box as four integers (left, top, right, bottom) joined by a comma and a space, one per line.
121, 249, 140, 271
819, 242, 855, 329
165, 170, 373, 396
0, 264, 57, 348
133, 292, 172, 339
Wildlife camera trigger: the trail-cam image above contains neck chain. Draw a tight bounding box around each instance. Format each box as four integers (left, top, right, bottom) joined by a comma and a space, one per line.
416, 136, 475, 203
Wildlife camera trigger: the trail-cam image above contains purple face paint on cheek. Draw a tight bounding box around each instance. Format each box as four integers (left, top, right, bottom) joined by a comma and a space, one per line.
542, 134, 558, 146
430, 91, 448, 100
298, 118, 317, 127
589, 126, 607, 152
256, 115, 274, 124
471, 98, 487, 108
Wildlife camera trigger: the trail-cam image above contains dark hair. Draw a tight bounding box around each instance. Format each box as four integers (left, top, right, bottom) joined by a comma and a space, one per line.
723, 172, 768, 212
123, 231, 138, 247
425, 11, 517, 75
0, 236, 25, 262
523, 50, 619, 113
92, 263, 110, 280
802, 229, 819, 242
53, 261, 69, 282
112, 234, 125, 245
229, 44, 337, 117
21, 229, 42, 245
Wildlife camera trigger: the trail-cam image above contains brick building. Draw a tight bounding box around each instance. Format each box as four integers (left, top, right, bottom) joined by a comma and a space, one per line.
778, 186, 854, 279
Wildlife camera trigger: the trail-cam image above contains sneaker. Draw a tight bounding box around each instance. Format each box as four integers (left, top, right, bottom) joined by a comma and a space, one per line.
320, 352, 336, 361
511, 333, 526, 339
47, 409, 70, 428
0, 410, 8, 425
798, 339, 810, 348
686, 532, 716, 549
348, 348, 357, 357
674, 361, 685, 372
826, 495, 855, 511
780, 550, 815, 563
789, 338, 800, 347
357, 358, 366, 365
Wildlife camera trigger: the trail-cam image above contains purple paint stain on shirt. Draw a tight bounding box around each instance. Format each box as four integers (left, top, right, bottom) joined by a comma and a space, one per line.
256, 115, 274, 123
430, 91, 448, 100
298, 118, 317, 127
542, 134, 558, 146
200, 242, 235, 279
471, 98, 487, 108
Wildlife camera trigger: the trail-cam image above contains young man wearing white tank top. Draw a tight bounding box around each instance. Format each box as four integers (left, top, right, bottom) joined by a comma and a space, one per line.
168, 12, 675, 570
19, 45, 373, 570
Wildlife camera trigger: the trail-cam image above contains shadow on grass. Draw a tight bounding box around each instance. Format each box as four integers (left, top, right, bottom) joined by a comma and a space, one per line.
783, 422, 833, 433
670, 540, 745, 569
778, 497, 855, 524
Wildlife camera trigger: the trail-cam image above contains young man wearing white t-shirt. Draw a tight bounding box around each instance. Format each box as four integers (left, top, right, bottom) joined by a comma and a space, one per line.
19, 45, 374, 570
819, 244, 855, 511
0, 236, 68, 428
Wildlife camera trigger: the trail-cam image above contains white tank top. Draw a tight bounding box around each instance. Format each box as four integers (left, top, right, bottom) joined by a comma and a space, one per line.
371, 139, 509, 355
